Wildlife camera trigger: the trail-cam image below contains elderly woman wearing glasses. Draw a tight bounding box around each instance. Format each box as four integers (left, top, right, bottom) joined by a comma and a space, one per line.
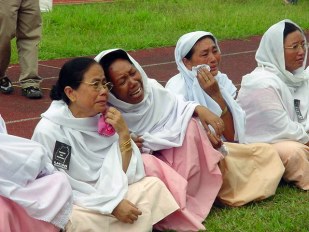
237, 19, 309, 190
31, 57, 179, 231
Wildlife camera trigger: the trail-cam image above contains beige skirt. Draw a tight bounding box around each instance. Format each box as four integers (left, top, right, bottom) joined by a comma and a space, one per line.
218, 142, 285, 206
272, 141, 309, 190
65, 176, 178, 232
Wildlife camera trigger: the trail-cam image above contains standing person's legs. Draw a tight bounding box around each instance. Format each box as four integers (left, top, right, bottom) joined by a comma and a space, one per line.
17, 0, 42, 98
0, 0, 19, 94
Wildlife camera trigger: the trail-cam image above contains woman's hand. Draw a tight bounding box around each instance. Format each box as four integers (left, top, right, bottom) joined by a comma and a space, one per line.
206, 130, 223, 149
194, 105, 224, 139
105, 107, 132, 171
131, 134, 144, 150
196, 67, 221, 98
105, 107, 130, 139
196, 67, 235, 142
112, 199, 142, 224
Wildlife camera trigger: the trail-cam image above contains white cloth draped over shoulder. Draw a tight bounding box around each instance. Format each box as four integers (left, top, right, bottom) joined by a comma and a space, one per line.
166, 31, 246, 143
0, 115, 72, 229
236, 19, 309, 144
31, 101, 145, 214
95, 49, 198, 151
0, 115, 6, 133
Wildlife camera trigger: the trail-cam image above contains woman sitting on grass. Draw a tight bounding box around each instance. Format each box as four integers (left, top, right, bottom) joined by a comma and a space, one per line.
31, 57, 178, 232
165, 30, 285, 206
96, 48, 225, 232
237, 19, 309, 190
0, 114, 72, 232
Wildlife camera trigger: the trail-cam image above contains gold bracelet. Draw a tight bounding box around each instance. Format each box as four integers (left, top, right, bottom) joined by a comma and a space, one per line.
120, 143, 131, 150
120, 146, 132, 153
221, 106, 228, 117
120, 138, 131, 147
120, 138, 132, 153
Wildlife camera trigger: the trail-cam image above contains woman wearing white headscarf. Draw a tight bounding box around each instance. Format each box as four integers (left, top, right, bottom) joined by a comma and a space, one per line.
166, 31, 285, 206
0, 114, 72, 232
32, 57, 178, 232
237, 19, 309, 190
95, 49, 224, 232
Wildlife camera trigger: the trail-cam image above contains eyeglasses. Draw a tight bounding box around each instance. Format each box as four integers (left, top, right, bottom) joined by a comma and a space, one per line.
284, 42, 308, 51
79, 80, 113, 92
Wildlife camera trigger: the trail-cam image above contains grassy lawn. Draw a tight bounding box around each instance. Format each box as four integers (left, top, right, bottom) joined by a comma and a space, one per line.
10, 1, 309, 231
9, 0, 309, 63
205, 183, 309, 232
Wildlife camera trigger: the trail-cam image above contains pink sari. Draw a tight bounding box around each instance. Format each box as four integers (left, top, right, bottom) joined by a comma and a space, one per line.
142, 118, 223, 232
0, 196, 59, 232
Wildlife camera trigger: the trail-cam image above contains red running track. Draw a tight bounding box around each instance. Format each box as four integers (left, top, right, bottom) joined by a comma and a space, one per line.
1, 33, 308, 139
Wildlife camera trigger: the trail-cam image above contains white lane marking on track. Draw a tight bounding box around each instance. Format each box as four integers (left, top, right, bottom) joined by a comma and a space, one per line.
6, 117, 40, 124
36, 50, 256, 70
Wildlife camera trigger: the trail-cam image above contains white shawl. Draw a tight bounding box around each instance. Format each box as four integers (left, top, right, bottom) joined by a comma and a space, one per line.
255, 19, 308, 88
95, 49, 198, 151
0, 115, 72, 229
0, 114, 6, 133
166, 31, 246, 143
236, 19, 309, 144
32, 100, 145, 214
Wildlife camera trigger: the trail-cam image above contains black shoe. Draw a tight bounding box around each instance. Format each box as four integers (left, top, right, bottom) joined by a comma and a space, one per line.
0, 76, 14, 94
21, 86, 43, 99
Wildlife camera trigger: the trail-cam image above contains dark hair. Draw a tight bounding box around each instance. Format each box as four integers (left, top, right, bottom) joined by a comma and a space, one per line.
184, 35, 216, 60
98, 49, 133, 82
283, 22, 300, 39
50, 57, 97, 104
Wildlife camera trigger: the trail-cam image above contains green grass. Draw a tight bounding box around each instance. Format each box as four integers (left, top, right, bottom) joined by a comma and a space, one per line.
205, 183, 309, 232
9, 0, 309, 63
162, 182, 309, 232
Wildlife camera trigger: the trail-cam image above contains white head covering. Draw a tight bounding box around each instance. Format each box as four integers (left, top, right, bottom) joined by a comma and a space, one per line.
0, 114, 72, 229
95, 49, 198, 151
32, 100, 145, 214
255, 19, 309, 87
167, 31, 246, 143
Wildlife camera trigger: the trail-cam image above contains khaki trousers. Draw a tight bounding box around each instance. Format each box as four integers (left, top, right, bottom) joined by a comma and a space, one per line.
272, 141, 309, 190
218, 142, 285, 206
0, 0, 42, 88
65, 177, 179, 232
